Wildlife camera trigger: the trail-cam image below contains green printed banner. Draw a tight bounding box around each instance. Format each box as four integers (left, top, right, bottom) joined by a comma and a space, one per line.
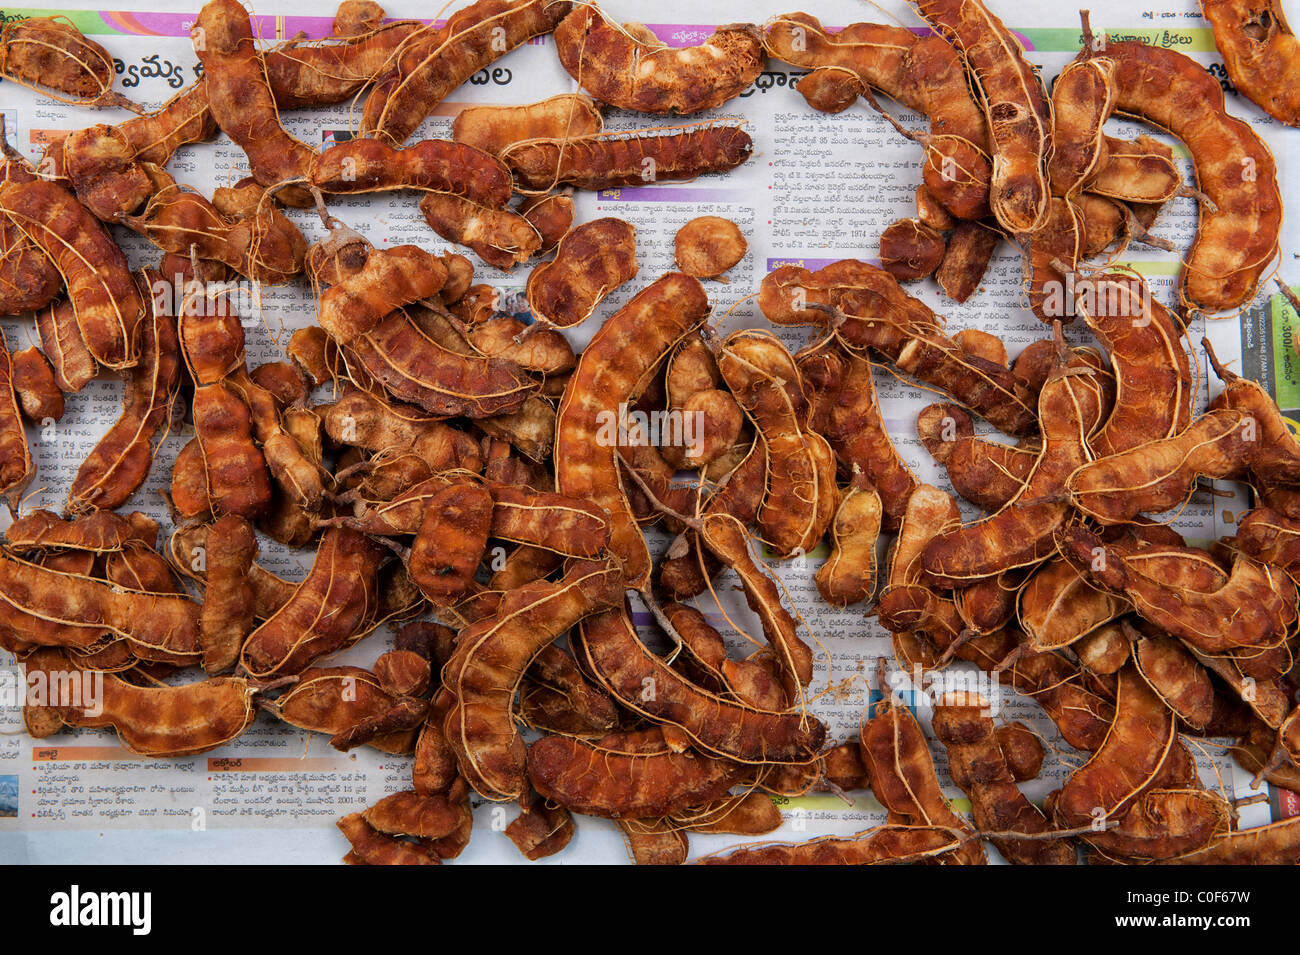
1018, 26, 1216, 53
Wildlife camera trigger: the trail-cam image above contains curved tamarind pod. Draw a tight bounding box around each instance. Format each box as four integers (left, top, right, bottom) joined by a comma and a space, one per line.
409, 483, 493, 606
1058, 527, 1297, 655
263, 19, 421, 109
861, 689, 986, 865
1087, 789, 1232, 862
916, 403, 1036, 512
5, 510, 155, 555
500, 122, 753, 192
361, 0, 571, 146
1068, 409, 1250, 524
1018, 557, 1126, 652
0, 341, 31, 506
1133, 631, 1214, 731
526, 217, 637, 328
443, 556, 624, 801
799, 341, 917, 530
1053, 666, 1177, 830
718, 329, 834, 558
200, 515, 258, 674
417, 192, 541, 271
659, 601, 784, 710
1205, 338, 1300, 487
28, 310, 91, 398
309, 138, 513, 208
916, 0, 1050, 235
1236, 506, 1300, 578
0, 553, 200, 664
876, 484, 965, 648
698, 823, 965, 865
318, 245, 448, 344
555, 272, 708, 588
1090, 135, 1181, 203
0, 179, 143, 369
1101, 41, 1279, 311
192, 382, 273, 520
527, 727, 746, 818
1072, 272, 1194, 458
758, 258, 904, 327
0, 18, 138, 110
194, 0, 316, 207
763, 12, 988, 148
453, 94, 604, 157
25, 648, 254, 756
1202, 0, 1300, 126
931, 694, 1077, 865
240, 527, 387, 679
0, 152, 69, 317
816, 476, 882, 607
322, 388, 483, 472
921, 351, 1106, 587
1149, 815, 1300, 865
67, 283, 180, 513
556, 7, 762, 114
1049, 55, 1117, 199
273, 666, 414, 754
575, 606, 826, 764
120, 176, 306, 285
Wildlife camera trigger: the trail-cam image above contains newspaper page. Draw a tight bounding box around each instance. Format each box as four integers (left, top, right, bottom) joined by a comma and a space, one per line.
0, 0, 1294, 864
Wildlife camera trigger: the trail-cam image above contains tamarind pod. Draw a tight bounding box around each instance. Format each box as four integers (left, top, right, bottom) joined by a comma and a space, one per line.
309, 137, 513, 208
1025, 198, 1084, 323
0, 161, 60, 313
916, 184, 957, 231
104, 544, 180, 596
1062, 528, 1297, 655
262, 17, 420, 108
815, 479, 882, 607
916, 403, 1035, 512
1069, 410, 1249, 524
240, 528, 387, 679
1191, 645, 1292, 729
288, 326, 338, 387
955, 568, 1026, 636
500, 123, 753, 192
763, 13, 989, 149
1236, 506, 1300, 578
1133, 632, 1214, 731
821, 739, 871, 792
860, 696, 986, 865
995, 722, 1045, 782
453, 94, 604, 158
876, 484, 964, 645
168, 440, 213, 522
331, 694, 428, 751
5, 510, 152, 556
1054, 666, 1177, 830
272, 666, 414, 755
699, 513, 815, 696
1089, 135, 1181, 203
361, 0, 571, 146
1019, 557, 1127, 652
526, 217, 637, 328
56, 124, 153, 223
443, 556, 624, 801
318, 245, 448, 345
921, 356, 1106, 587
504, 797, 575, 860
35, 299, 96, 394
801, 344, 916, 531
520, 643, 617, 735
1147, 815, 1300, 865
1230, 716, 1300, 791
718, 329, 832, 558
117, 79, 215, 164
322, 387, 484, 472
1085, 789, 1232, 862
795, 66, 864, 114
66, 287, 180, 513
1074, 273, 1193, 458
575, 606, 826, 764
1048, 57, 1117, 198
417, 192, 541, 271
337, 813, 440, 865
1207, 347, 1300, 487
194, 0, 316, 207
916, 0, 1050, 234
527, 727, 745, 818
1074, 194, 1126, 257
361, 790, 464, 841
0, 179, 143, 369
931, 694, 1077, 865
517, 193, 574, 255
25, 647, 254, 757
11, 348, 63, 422
699, 823, 965, 866
468, 318, 574, 377
614, 819, 687, 865
1102, 41, 1280, 310
672, 790, 782, 836
555, 272, 708, 587
199, 515, 257, 674
556, 8, 761, 114
879, 218, 946, 281
0, 18, 135, 108
192, 382, 273, 519
0, 342, 31, 504
1074, 622, 1132, 676
487, 484, 611, 556
1202, 0, 1300, 126
409, 483, 493, 606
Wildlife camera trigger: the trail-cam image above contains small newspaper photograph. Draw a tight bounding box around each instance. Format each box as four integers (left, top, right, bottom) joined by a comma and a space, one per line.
0, 0, 1297, 898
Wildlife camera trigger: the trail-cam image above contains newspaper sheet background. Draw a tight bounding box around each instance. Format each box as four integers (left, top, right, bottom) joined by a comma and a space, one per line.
0, 0, 1295, 863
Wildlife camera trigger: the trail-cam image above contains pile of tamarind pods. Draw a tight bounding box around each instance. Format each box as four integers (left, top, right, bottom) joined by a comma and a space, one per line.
3, 0, 1300, 865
